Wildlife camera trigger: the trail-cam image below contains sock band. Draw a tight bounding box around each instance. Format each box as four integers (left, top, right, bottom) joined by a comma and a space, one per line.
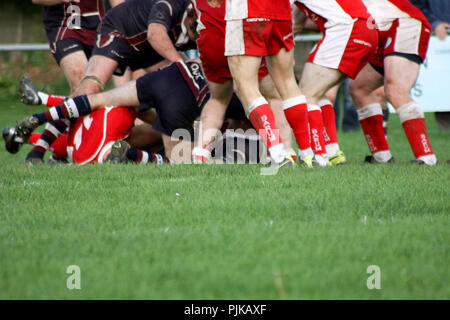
357, 103, 383, 121
246, 97, 269, 117
281, 96, 307, 110
397, 102, 424, 123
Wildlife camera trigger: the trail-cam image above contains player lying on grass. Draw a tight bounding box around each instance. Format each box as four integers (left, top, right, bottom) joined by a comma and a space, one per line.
4, 60, 294, 164
292, 0, 379, 166
349, 0, 437, 165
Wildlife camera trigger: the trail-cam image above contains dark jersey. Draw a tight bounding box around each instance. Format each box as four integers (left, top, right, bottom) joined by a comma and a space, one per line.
99, 0, 191, 52
42, 0, 105, 46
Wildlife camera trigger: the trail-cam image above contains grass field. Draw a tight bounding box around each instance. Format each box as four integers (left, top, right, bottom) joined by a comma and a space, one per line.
0, 85, 449, 300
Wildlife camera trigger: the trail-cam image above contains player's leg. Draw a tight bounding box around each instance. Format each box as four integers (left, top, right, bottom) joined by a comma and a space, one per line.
349, 65, 391, 163
60, 50, 89, 94
192, 80, 233, 163
383, 55, 436, 165
106, 139, 170, 165
228, 55, 289, 165
71, 55, 119, 97
319, 85, 346, 164
19, 76, 66, 107
258, 74, 295, 159
13, 76, 139, 146
266, 48, 313, 164
21, 49, 89, 163
88, 80, 140, 108
300, 63, 346, 166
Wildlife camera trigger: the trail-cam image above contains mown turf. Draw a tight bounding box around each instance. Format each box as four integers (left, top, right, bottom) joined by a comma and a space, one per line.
0, 90, 449, 299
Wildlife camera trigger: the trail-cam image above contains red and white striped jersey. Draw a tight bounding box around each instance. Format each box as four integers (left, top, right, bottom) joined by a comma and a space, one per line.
293, 0, 370, 31
191, 0, 226, 31
362, 0, 431, 30
224, 0, 292, 21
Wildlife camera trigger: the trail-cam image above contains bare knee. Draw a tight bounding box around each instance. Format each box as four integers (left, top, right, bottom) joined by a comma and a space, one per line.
384, 81, 412, 108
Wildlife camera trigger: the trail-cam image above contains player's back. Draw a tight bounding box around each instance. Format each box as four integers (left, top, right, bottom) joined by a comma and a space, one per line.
362, 0, 430, 29
43, 0, 104, 32
104, 0, 190, 38
225, 0, 292, 21
191, 0, 226, 31
294, 0, 369, 30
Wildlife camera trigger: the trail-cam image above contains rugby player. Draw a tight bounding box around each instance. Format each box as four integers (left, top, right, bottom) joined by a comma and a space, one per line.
193, 0, 313, 168
22, 0, 105, 164
349, 0, 437, 165
292, 0, 378, 166
71, 0, 195, 97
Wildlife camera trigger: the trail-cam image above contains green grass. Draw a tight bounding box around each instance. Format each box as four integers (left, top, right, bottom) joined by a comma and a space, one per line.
0, 88, 449, 299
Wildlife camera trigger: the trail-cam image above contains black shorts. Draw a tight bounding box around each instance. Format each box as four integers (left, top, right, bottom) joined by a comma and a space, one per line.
370, 52, 423, 76
136, 64, 247, 141
49, 38, 93, 65
136, 64, 200, 140
92, 33, 165, 76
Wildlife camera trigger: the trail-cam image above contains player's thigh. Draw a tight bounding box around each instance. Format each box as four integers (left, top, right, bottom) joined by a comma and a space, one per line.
59, 50, 89, 93
383, 55, 419, 104
227, 55, 262, 107
300, 62, 345, 102
349, 64, 384, 107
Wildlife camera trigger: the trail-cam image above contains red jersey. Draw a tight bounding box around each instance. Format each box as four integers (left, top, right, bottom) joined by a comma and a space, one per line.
362, 0, 431, 30
191, 0, 226, 30
294, 0, 370, 32
224, 0, 292, 21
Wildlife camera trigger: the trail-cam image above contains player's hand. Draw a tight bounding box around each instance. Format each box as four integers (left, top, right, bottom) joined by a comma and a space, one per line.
435, 22, 450, 41
207, 0, 223, 8
62, 0, 80, 3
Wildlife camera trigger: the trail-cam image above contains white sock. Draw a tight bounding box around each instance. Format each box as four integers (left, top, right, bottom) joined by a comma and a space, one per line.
325, 143, 339, 157
298, 147, 314, 158
37, 92, 49, 105
314, 154, 329, 167
373, 150, 393, 163
417, 154, 437, 165
268, 143, 286, 164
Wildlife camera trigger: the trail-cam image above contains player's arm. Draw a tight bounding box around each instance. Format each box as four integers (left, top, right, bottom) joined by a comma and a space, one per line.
147, 23, 183, 63
147, 1, 186, 63
31, 0, 79, 5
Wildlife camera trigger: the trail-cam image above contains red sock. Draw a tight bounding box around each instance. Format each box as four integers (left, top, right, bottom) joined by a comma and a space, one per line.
308, 105, 327, 156
319, 100, 338, 145
28, 132, 41, 145
357, 104, 390, 153
49, 133, 68, 158
46, 94, 66, 107
248, 98, 283, 150
397, 103, 434, 158
282, 96, 311, 151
